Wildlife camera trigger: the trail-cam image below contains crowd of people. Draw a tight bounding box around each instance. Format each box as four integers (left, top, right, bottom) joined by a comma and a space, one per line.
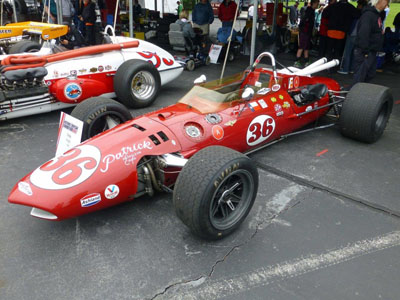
290, 0, 397, 86
44, 0, 98, 49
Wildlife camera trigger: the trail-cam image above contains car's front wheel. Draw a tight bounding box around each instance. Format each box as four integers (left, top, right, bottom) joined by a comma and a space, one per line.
71, 97, 132, 141
173, 146, 259, 240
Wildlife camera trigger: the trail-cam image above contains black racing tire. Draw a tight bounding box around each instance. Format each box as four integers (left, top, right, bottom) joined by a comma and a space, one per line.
186, 59, 195, 71
71, 97, 132, 141
8, 40, 41, 54
114, 59, 161, 109
339, 83, 393, 143
14, 0, 28, 15
173, 146, 259, 240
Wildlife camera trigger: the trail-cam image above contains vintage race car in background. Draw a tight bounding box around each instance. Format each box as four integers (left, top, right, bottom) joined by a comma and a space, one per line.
8, 52, 393, 239
0, 33, 184, 120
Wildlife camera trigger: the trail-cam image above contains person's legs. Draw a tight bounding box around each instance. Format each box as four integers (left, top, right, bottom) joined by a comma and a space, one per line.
365, 54, 377, 82
351, 48, 369, 87
318, 34, 327, 58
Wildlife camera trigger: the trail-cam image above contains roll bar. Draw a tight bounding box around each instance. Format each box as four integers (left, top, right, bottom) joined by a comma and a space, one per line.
250, 52, 277, 83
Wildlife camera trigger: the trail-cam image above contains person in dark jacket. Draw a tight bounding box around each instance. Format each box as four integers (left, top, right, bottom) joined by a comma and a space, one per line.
351, 0, 388, 86
318, 0, 336, 58
324, 0, 360, 63
218, 0, 237, 27
286, 1, 299, 25
294, 0, 319, 67
79, 0, 96, 45
192, 0, 214, 36
59, 24, 86, 50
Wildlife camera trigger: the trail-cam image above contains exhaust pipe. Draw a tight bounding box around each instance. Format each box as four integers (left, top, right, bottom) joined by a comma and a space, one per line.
294, 59, 339, 76
298, 57, 328, 73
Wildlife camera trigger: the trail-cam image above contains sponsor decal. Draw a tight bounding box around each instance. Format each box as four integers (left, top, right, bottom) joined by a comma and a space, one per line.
294, 76, 300, 88
274, 104, 282, 112
0, 29, 12, 34
272, 84, 280, 92
270, 97, 277, 103
105, 65, 112, 71
212, 125, 224, 140
80, 193, 101, 207
276, 111, 284, 117
53, 70, 59, 78
60, 72, 69, 77
306, 106, 312, 112
70, 70, 77, 76
246, 115, 276, 146
90, 67, 98, 73
78, 68, 87, 74
249, 102, 261, 111
98, 65, 104, 72
258, 99, 268, 109
46, 81, 51, 86
43, 34, 49, 39
257, 87, 271, 95
64, 82, 82, 101
100, 141, 153, 173
172, 140, 176, 145
279, 95, 284, 100
105, 184, 119, 199
30, 145, 101, 190
288, 77, 294, 89
314, 102, 318, 108
282, 101, 290, 109
18, 182, 32, 196
224, 120, 237, 127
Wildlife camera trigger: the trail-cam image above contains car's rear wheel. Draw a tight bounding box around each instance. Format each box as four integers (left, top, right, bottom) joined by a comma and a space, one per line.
9, 40, 41, 54
173, 146, 258, 240
114, 59, 161, 108
339, 83, 393, 143
71, 97, 132, 141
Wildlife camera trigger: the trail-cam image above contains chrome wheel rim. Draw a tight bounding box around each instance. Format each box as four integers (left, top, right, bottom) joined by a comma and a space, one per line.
130, 71, 155, 101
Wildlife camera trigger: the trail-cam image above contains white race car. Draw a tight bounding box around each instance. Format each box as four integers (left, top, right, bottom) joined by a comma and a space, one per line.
0, 29, 184, 121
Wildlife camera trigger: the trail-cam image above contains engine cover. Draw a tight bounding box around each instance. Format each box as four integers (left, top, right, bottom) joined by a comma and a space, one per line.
50, 78, 109, 103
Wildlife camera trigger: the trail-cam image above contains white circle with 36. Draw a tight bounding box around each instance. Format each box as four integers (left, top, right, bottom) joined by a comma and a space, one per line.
30, 145, 101, 190
246, 115, 276, 146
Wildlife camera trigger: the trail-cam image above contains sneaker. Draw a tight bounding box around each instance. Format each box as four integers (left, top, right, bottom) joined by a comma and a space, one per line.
304, 60, 311, 67
337, 70, 349, 75
294, 60, 303, 68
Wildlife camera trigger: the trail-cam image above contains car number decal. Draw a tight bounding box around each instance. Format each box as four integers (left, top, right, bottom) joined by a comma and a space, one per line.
246, 115, 276, 146
30, 145, 101, 190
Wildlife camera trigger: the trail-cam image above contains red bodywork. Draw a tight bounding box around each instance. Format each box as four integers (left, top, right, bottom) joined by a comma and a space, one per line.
8, 66, 340, 220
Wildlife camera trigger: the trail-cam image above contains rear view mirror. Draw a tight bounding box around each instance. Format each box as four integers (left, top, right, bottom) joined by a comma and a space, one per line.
242, 87, 254, 101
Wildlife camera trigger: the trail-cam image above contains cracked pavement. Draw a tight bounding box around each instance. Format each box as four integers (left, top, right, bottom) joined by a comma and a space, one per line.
1, 48, 400, 299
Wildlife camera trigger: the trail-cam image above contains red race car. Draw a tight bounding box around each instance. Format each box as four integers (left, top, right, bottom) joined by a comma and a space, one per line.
8, 52, 394, 240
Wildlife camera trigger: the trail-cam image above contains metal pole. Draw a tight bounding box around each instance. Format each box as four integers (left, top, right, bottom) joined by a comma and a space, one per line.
220, 0, 240, 79
114, 0, 120, 32
250, 0, 258, 65
129, 0, 133, 37
271, 0, 278, 36
57, 0, 63, 24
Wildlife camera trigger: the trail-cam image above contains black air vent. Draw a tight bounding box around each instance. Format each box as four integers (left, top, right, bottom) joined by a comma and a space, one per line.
132, 124, 146, 131
149, 134, 161, 145
157, 131, 169, 142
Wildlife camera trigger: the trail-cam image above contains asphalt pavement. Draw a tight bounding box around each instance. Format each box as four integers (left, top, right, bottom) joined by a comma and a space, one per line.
1, 29, 400, 299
